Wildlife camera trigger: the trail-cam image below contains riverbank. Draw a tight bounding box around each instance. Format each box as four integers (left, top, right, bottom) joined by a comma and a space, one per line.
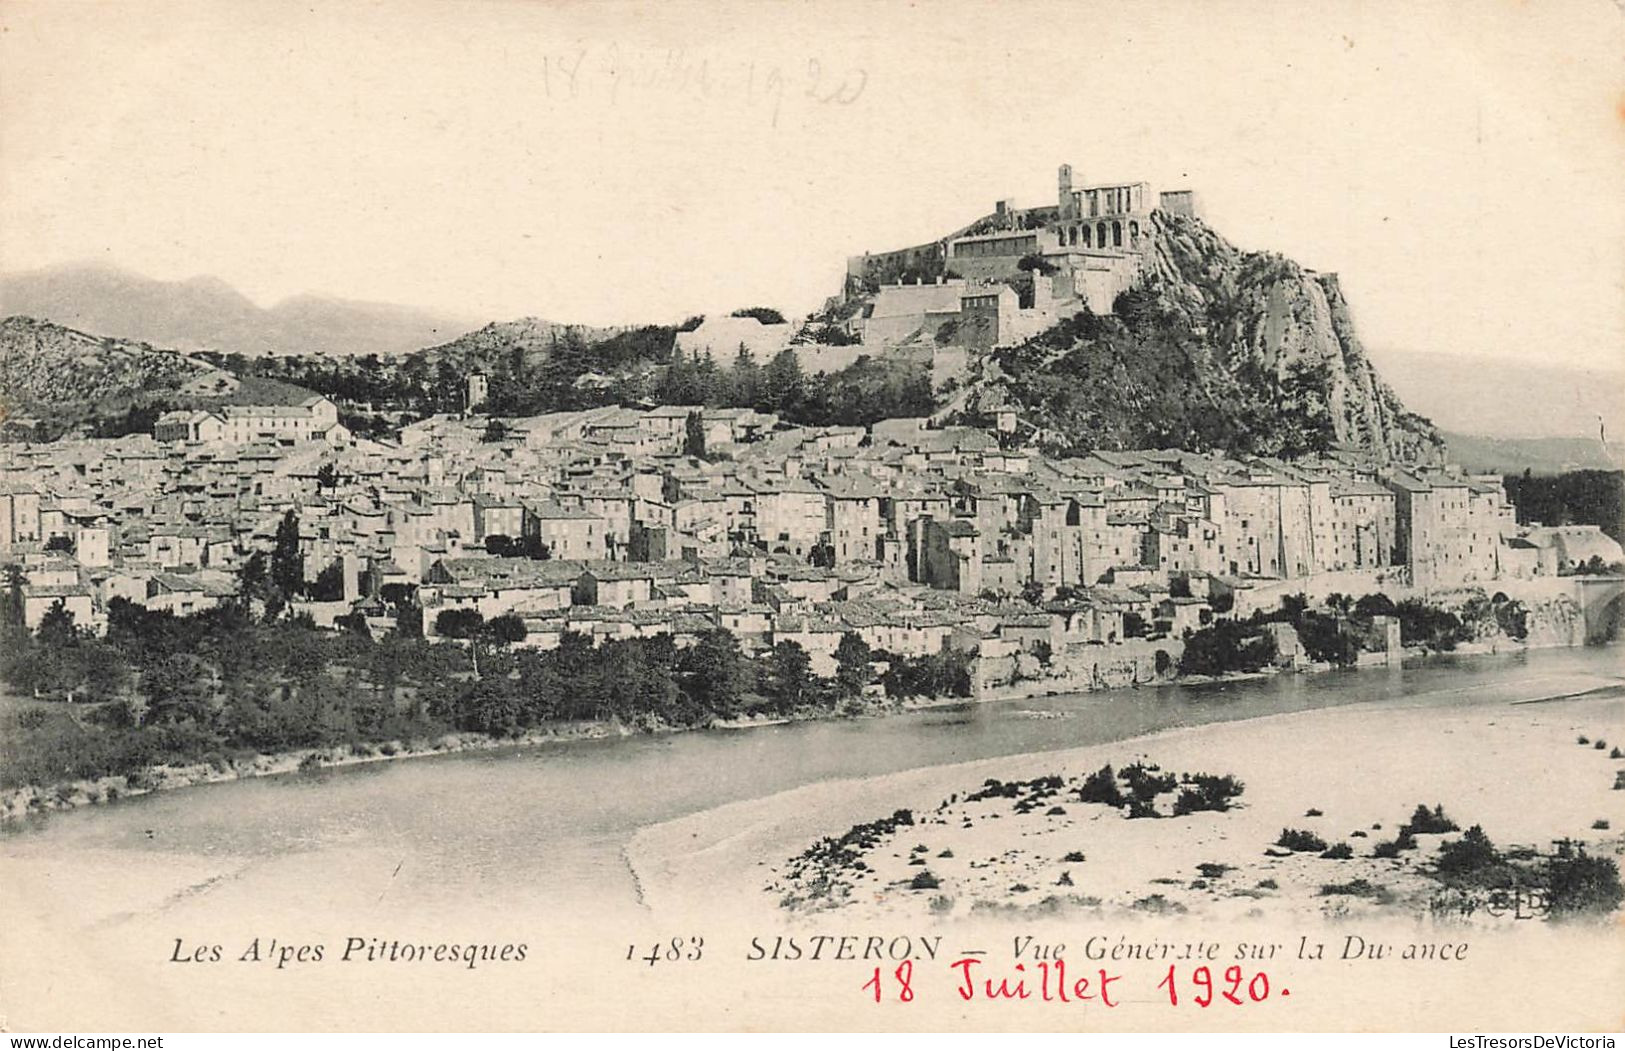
0, 719, 630, 825
628, 670, 1625, 923
0, 640, 1609, 829
1, 683, 971, 826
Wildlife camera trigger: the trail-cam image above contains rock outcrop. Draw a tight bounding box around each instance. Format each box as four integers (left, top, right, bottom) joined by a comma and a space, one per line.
1146, 211, 1440, 462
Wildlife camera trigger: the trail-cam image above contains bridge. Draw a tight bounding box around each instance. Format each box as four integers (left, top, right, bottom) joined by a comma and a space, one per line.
1574, 575, 1625, 643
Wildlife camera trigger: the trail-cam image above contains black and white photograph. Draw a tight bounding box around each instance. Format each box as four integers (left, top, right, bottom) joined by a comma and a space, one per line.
0, 0, 1621, 1036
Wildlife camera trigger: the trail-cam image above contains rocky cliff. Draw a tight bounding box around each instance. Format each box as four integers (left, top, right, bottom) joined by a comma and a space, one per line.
958, 210, 1442, 461
1145, 211, 1440, 462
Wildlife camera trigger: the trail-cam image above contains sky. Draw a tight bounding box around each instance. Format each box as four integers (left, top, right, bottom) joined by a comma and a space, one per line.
2, 0, 1623, 373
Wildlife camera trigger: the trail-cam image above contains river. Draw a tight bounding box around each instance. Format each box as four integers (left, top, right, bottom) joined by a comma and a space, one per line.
3, 645, 1621, 927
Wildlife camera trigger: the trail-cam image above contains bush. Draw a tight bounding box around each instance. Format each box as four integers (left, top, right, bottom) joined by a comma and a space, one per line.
1172, 773, 1246, 815
1120, 761, 1177, 804
908, 869, 941, 891
1542, 843, 1624, 919
1277, 828, 1328, 853
1320, 879, 1393, 902
1320, 842, 1354, 860
1434, 825, 1503, 879
1372, 830, 1417, 858
1077, 765, 1127, 807
1403, 804, 1459, 835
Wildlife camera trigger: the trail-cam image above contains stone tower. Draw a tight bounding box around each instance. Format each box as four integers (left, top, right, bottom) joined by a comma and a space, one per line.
1057, 164, 1075, 216
466, 373, 489, 413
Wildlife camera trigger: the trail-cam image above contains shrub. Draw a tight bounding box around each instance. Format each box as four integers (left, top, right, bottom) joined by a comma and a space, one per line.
1277, 828, 1328, 853
1077, 765, 1127, 807
1305, 808, 1324, 817
1610, 747, 1622, 759
908, 869, 941, 891
1403, 804, 1459, 835
1320, 879, 1393, 902
1320, 842, 1354, 860
1578, 735, 1590, 745
1595, 740, 1607, 751
1593, 819, 1610, 831
1373, 830, 1417, 858
1542, 843, 1624, 919
1172, 773, 1246, 815
1196, 862, 1231, 879
1121, 761, 1177, 804
1434, 825, 1503, 879
1062, 851, 1087, 863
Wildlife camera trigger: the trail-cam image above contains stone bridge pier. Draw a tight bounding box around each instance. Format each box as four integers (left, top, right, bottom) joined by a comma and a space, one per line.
1574, 575, 1625, 644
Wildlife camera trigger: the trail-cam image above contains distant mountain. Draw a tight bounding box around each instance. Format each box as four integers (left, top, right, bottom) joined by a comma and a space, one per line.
0, 263, 482, 359
1441, 431, 1624, 475
1370, 348, 1624, 441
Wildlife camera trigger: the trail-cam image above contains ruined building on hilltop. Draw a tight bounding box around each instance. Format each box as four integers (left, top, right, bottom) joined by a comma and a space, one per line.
842, 165, 1200, 351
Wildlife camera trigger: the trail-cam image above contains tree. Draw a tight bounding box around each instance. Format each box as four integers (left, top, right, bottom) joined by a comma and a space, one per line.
763, 640, 813, 712
834, 632, 873, 699
271, 510, 305, 599
457, 676, 525, 737
308, 561, 346, 601
684, 410, 707, 459
482, 418, 509, 443
142, 653, 219, 726
483, 613, 528, 646
316, 463, 339, 489
36, 600, 77, 645
761, 349, 805, 413
678, 629, 748, 716
2, 563, 27, 636
730, 346, 762, 406
434, 608, 486, 640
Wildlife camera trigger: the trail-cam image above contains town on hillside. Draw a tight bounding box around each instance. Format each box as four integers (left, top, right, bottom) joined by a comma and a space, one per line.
2, 363, 1621, 693
1, 163, 1621, 714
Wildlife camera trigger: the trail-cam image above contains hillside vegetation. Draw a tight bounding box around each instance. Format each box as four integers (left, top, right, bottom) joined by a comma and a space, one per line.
0, 316, 226, 435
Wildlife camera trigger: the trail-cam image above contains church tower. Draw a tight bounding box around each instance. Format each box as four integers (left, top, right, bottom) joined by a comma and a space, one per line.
1058, 163, 1076, 218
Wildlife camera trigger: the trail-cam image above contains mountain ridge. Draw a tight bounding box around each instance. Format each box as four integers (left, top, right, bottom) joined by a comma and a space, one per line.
0, 262, 484, 360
